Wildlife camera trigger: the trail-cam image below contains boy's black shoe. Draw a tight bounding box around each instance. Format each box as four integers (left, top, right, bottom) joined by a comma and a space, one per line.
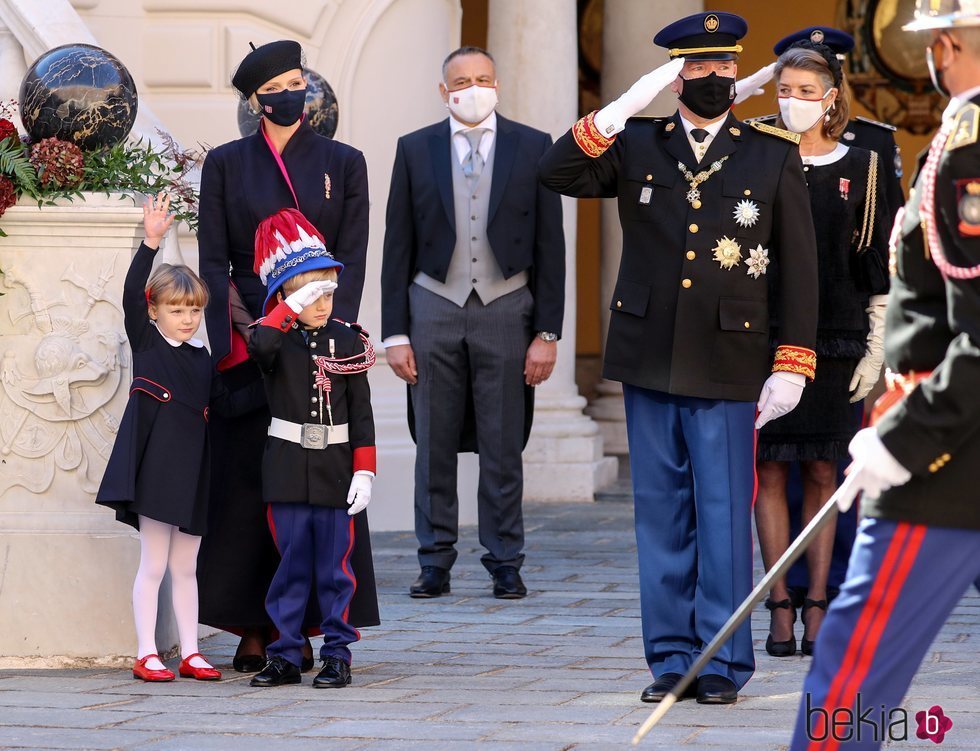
409, 566, 451, 597
250, 656, 301, 687
312, 656, 352, 688
491, 566, 527, 599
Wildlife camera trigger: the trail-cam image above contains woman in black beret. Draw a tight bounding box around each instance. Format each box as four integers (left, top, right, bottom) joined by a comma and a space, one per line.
196, 40, 377, 672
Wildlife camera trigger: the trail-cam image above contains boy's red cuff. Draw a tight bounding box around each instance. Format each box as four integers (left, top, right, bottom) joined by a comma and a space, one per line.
353, 446, 376, 474
261, 301, 297, 332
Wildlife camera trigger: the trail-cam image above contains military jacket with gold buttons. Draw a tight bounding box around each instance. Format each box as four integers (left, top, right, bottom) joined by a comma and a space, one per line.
248, 309, 375, 509
864, 95, 980, 531
539, 110, 818, 402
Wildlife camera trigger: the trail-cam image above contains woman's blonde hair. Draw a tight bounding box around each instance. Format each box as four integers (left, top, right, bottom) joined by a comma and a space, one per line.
146, 264, 209, 308
775, 46, 851, 141
281, 268, 339, 295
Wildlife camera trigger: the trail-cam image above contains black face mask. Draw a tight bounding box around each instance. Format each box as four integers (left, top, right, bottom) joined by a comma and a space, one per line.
256, 87, 307, 126
678, 72, 735, 120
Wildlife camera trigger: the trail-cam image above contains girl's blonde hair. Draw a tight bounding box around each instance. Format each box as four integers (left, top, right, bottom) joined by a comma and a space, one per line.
146, 264, 209, 308
281, 267, 339, 295
775, 46, 851, 141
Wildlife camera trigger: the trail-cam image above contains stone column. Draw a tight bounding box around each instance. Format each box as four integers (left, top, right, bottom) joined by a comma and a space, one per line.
488, 0, 617, 501
589, 0, 703, 456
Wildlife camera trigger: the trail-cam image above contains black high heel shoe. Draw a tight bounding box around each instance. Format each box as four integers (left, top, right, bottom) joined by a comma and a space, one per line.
764, 598, 797, 657
301, 636, 315, 673
801, 598, 828, 656
233, 629, 268, 673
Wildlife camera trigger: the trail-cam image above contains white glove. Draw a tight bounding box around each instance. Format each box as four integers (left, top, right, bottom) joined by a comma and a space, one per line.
755, 371, 806, 429
593, 57, 685, 138
733, 62, 777, 105
849, 295, 888, 403
346, 470, 373, 516
847, 427, 911, 499
284, 280, 337, 314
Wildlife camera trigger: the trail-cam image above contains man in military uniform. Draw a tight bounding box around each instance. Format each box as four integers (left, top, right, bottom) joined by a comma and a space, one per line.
539, 11, 818, 705
790, 3, 980, 748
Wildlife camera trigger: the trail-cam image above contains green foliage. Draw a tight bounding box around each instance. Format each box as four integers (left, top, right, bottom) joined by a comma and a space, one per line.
0, 136, 39, 196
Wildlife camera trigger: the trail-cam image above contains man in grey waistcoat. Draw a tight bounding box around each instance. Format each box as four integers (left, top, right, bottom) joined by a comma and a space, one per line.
381, 46, 566, 599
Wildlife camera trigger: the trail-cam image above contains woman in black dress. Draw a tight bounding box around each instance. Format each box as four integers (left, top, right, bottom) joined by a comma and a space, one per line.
756, 42, 890, 657
196, 40, 376, 671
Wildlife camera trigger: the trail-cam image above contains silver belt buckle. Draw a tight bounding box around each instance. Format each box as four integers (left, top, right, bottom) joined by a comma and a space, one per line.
300, 423, 327, 449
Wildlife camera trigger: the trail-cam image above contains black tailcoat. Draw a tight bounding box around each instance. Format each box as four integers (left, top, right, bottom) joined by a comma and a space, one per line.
539, 112, 818, 402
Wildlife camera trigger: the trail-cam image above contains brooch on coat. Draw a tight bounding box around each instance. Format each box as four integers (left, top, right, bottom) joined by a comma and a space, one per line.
324, 173, 332, 199
746, 245, 769, 278
712, 236, 742, 270
732, 199, 760, 228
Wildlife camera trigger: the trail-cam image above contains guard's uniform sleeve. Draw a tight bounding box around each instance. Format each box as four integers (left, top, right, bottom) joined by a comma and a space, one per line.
380, 136, 416, 340
770, 146, 819, 379
332, 150, 369, 323
877, 145, 980, 476
346, 366, 376, 474
197, 150, 235, 368
531, 131, 566, 336
122, 242, 158, 351
247, 301, 295, 374
538, 111, 624, 199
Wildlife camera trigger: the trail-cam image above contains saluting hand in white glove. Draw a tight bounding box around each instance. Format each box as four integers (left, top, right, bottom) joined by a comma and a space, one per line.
755, 371, 806, 429
346, 471, 374, 516
284, 280, 337, 314
733, 62, 777, 105
847, 427, 911, 499
594, 57, 686, 138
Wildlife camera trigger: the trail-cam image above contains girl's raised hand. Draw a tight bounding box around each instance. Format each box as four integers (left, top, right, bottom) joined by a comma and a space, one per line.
143, 192, 175, 248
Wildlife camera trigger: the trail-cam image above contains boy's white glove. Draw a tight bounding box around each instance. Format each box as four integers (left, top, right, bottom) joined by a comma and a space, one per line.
733, 62, 777, 105
847, 427, 911, 499
755, 371, 806, 429
849, 295, 888, 403
346, 471, 374, 516
284, 280, 337, 314
593, 58, 685, 138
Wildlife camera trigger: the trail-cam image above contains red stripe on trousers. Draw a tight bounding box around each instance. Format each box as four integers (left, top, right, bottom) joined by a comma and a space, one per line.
266, 505, 279, 552
806, 522, 925, 750
340, 517, 360, 641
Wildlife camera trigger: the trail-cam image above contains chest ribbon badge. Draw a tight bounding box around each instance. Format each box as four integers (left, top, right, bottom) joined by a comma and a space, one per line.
746, 245, 770, 278
712, 236, 742, 270
324, 173, 332, 199
732, 199, 760, 228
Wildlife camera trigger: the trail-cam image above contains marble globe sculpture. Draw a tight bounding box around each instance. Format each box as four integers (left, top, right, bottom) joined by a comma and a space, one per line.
237, 68, 338, 139
19, 43, 138, 151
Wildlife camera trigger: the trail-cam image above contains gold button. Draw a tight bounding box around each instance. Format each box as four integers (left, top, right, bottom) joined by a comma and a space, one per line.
692, 199, 702, 209
744, 189, 751, 196
616, 300, 623, 308
686, 251, 696, 260
645, 173, 653, 181
689, 223, 699, 233
743, 321, 751, 329
942, 453, 951, 461
681, 278, 692, 289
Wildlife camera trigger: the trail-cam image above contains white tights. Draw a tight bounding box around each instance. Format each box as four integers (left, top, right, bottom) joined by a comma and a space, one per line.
133, 516, 209, 669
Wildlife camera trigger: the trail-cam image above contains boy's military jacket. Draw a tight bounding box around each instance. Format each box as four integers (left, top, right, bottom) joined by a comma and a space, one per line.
248, 306, 376, 509
539, 111, 818, 402
866, 97, 980, 530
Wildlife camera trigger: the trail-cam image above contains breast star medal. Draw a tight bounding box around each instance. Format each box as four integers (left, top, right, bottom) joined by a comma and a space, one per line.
712, 236, 742, 270
746, 244, 770, 278
324, 173, 332, 199
732, 199, 760, 228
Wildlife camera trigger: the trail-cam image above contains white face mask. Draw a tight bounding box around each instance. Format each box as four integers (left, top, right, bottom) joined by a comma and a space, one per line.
778, 90, 833, 133
446, 83, 498, 124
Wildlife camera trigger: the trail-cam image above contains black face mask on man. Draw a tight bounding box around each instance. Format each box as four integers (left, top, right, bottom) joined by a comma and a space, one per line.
256, 87, 307, 126
678, 71, 735, 120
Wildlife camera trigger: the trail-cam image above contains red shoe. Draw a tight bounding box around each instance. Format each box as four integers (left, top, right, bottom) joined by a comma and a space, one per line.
178, 653, 222, 681
133, 655, 175, 682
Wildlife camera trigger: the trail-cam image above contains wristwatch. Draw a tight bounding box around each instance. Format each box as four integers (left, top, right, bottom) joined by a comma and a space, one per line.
537, 331, 558, 342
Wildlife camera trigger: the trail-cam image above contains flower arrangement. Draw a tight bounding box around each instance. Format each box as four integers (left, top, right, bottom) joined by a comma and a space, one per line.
0, 99, 206, 236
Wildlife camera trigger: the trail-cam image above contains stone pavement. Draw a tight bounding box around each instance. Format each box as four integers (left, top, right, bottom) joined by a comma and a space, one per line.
1, 501, 978, 750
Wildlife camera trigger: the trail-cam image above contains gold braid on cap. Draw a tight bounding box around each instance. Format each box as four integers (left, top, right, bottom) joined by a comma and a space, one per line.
668, 44, 743, 57
573, 111, 616, 158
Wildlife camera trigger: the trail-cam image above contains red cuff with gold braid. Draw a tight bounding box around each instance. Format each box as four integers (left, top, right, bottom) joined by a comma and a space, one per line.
260, 301, 296, 332
773, 345, 817, 381
353, 446, 376, 474
573, 111, 616, 158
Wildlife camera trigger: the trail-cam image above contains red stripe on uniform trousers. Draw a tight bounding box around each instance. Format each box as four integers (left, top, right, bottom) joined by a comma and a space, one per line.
806, 521, 913, 749
266, 505, 279, 552
340, 517, 361, 641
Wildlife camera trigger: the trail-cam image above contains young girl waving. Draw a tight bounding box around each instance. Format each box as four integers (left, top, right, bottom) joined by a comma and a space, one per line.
97, 194, 220, 682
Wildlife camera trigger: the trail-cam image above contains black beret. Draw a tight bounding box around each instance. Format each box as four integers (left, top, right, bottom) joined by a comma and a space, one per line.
232, 40, 303, 98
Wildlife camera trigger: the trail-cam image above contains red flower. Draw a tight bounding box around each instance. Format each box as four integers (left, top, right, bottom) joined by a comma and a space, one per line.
29, 137, 85, 189
0, 118, 17, 145
0, 175, 16, 217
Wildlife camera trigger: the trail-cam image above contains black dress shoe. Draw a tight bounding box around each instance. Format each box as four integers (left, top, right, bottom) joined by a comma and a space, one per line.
410, 566, 451, 598
491, 566, 527, 599
696, 674, 738, 704
312, 656, 352, 688
640, 672, 698, 703
249, 656, 301, 687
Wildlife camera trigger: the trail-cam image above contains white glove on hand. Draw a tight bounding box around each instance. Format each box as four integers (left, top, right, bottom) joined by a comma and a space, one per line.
847, 427, 911, 499
755, 371, 806, 429
284, 280, 337, 314
849, 294, 888, 403
346, 470, 374, 516
593, 57, 685, 138
733, 62, 777, 105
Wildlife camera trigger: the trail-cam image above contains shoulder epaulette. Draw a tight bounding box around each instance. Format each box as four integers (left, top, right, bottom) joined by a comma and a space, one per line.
946, 103, 980, 152
749, 120, 802, 145
744, 114, 778, 124
853, 115, 897, 132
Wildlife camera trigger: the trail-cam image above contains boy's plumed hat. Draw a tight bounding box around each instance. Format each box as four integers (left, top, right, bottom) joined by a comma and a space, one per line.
254, 208, 344, 314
